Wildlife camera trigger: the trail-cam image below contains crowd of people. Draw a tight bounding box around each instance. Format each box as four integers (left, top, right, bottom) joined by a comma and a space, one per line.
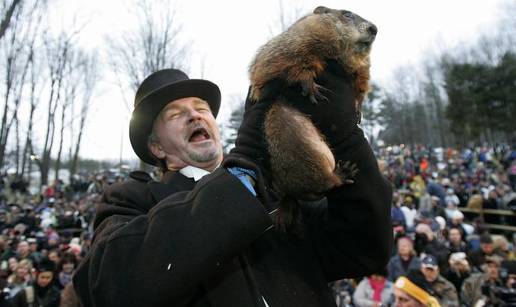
0, 173, 110, 307
0, 144, 515, 306
331, 144, 516, 306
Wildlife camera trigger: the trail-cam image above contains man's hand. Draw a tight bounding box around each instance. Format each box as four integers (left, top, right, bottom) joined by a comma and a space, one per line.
281, 59, 360, 149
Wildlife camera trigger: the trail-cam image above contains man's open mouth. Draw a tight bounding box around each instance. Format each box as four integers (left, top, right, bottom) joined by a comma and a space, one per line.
188, 127, 211, 142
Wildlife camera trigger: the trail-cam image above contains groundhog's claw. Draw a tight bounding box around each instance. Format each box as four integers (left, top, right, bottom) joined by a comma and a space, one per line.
336, 160, 358, 184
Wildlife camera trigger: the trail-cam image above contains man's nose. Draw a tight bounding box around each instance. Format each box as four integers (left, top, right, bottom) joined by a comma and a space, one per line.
187, 109, 203, 122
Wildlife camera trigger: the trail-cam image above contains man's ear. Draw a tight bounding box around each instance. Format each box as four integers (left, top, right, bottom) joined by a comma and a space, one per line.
149, 142, 166, 159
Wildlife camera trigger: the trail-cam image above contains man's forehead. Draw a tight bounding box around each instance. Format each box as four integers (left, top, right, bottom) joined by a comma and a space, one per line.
162, 97, 209, 111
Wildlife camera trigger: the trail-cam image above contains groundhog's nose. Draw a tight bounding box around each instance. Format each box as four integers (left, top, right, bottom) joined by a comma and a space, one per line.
368, 24, 378, 36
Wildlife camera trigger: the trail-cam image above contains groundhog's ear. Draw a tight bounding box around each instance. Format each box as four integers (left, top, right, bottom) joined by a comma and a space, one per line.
313, 6, 331, 14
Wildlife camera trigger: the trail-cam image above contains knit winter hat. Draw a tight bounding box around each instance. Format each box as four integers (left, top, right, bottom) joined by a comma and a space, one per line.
394, 276, 441, 307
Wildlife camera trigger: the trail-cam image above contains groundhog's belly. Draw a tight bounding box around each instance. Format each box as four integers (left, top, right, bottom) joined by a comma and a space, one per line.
265, 103, 342, 199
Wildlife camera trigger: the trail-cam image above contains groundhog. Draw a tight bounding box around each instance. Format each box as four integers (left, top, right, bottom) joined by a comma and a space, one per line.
248, 6, 376, 230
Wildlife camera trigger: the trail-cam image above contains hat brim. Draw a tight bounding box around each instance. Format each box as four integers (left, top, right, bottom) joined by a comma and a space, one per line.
129, 79, 221, 166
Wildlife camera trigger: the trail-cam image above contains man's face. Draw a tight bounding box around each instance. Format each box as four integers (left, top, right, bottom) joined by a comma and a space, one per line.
448, 229, 462, 244
150, 97, 223, 171
17, 242, 29, 255
421, 266, 439, 283
394, 288, 424, 307
485, 263, 499, 280
481, 243, 494, 254
397, 239, 413, 257
36, 271, 53, 287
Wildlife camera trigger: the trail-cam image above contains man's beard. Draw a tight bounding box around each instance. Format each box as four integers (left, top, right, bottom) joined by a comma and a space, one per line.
187, 148, 219, 163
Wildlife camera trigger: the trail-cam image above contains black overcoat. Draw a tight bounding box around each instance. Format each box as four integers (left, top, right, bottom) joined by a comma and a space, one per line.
73, 133, 392, 307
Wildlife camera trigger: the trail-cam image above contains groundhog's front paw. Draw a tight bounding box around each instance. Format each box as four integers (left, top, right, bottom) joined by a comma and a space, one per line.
336, 160, 358, 184
300, 80, 327, 104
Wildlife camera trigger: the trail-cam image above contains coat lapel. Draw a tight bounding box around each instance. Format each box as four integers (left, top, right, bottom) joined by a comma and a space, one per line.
147, 171, 196, 203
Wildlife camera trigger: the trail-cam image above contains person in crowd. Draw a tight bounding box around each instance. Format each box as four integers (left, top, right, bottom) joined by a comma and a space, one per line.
11, 259, 60, 307
26, 239, 41, 264
419, 255, 459, 307
414, 223, 449, 273
492, 235, 514, 260
448, 211, 474, 237
14, 242, 34, 265
417, 192, 433, 215
353, 269, 393, 307
47, 250, 60, 267
400, 196, 417, 231
409, 175, 426, 201
444, 188, 460, 217
483, 189, 502, 225
4, 258, 18, 277
0, 277, 12, 307
393, 270, 440, 307
501, 260, 516, 289
426, 178, 446, 206
72, 68, 392, 306
444, 252, 471, 292
444, 227, 467, 254
391, 193, 407, 230
56, 254, 77, 289
468, 233, 496, 271
6, 259, 32, 298
388, 237, 421, 281
329, 279, 355, 307
461, 255, 505, 306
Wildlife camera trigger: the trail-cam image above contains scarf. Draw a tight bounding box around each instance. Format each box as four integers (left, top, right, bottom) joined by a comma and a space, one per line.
368, 277, 385, 303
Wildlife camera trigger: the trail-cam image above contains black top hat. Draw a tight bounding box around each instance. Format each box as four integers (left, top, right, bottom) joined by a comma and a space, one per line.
129, 69, 221, 165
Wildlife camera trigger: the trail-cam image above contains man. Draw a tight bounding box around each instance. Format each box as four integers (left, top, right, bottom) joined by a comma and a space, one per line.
419, 255, 459, 307
393, 273, 440, 307
444, 252, 471, 292
461, 255, 505, 306
444, 227, 467, 254
73, 67, 392, 306
468, 233, 496, 271
388, 237, 421, 282
14, 242, 35, 264
414, 223, 449, 273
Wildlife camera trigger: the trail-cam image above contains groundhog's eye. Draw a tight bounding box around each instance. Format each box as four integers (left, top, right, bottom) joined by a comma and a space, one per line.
342, 11, 353, 19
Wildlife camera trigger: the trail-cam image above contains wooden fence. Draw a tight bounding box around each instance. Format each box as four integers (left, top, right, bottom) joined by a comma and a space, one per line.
458, 207, 516, 232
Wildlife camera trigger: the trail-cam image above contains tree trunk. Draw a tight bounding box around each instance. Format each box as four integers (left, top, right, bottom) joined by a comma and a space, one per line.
0, 0, 22, 40
54, 104, 67, 182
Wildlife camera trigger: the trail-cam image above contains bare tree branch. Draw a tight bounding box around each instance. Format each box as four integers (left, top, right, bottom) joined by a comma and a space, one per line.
0, 0, 22, 40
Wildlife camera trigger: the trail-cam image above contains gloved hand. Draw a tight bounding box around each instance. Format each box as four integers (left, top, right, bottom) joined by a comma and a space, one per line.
223, 85, 279, 208
281, 59, 363, 153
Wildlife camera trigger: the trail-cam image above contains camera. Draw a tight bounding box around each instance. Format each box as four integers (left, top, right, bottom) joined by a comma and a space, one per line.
481, 283, 516, 306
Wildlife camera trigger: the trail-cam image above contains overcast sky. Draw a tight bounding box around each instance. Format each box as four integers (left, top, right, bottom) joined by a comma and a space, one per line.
53, 0, 505, 162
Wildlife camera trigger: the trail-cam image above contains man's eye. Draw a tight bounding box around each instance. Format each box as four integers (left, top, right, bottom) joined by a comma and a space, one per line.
197, 108, 210, 113
169, 113, 181, 120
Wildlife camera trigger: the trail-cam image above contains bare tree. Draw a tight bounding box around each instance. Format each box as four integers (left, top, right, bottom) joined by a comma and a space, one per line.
34, 31, 78, 186
107, 0, 188, 107
0, 0, 22, 40
106, 0, 189, 168
20, 46, 42, 182
269, 0, 304, 36
69, 51, 99, 180
54, 48, 82, 181
0, 0, 45, 170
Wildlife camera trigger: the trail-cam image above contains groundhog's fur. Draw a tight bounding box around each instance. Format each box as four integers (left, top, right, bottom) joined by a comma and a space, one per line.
250, 6, 377, 110
249, 6, 376, 231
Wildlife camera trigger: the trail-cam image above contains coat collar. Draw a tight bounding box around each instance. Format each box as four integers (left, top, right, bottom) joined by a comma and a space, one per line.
147, 171, 196, 203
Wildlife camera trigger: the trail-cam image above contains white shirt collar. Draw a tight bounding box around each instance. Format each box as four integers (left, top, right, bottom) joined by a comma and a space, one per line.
179, 166, 212, 182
